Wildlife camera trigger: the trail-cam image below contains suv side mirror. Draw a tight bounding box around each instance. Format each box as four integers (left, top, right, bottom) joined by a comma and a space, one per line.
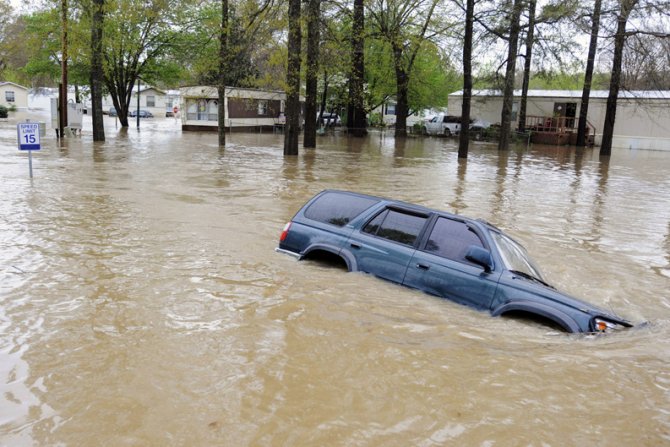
465, 246, 494, 273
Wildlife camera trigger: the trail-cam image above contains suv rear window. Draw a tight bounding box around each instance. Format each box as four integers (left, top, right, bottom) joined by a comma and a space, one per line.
304, 192, 379, 227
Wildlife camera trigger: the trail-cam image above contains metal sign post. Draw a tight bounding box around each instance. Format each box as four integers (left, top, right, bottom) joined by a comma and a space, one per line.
17, 120, 41, 178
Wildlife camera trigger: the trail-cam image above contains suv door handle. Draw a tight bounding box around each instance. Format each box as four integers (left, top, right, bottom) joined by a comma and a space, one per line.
416, 263, 430, 270
350, 242, 361, 249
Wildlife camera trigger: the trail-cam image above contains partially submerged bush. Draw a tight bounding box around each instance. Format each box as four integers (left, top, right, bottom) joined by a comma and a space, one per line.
0, 105, 8, 118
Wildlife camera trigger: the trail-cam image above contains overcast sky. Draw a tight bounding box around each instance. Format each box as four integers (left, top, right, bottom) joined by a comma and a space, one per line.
10, 0, 36, 13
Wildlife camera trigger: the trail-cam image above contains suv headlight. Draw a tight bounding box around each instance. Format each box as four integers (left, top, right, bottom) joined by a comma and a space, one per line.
593, 317, 627, 333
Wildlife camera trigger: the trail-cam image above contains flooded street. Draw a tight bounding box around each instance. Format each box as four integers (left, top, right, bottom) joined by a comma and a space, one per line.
1, 111, 670, 445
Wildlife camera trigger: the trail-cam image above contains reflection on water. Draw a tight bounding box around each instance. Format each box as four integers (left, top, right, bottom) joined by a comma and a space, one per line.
1, 116, 670, 445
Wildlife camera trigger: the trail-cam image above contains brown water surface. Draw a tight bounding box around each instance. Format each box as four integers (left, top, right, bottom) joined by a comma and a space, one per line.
1, 115, 669, 445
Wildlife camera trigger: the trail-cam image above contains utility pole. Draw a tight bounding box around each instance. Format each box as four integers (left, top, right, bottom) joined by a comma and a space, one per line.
59, 0, 68, 138
137, 78, 141, 128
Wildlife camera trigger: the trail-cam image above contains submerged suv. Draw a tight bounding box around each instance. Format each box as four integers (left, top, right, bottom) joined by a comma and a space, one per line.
277, 190, 633, 333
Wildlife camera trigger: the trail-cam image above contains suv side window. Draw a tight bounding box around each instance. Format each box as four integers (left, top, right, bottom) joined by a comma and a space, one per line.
363, 209, 427, 246
425, 217, 484, 264
304, 192, 379, 227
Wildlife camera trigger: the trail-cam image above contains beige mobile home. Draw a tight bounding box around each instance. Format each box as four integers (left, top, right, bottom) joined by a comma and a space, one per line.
448, 90, 670, 151
0, 82, 29, 109
180, 86, 303, 132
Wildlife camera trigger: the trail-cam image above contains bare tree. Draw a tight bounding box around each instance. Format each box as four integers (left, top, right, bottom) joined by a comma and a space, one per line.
576, 0, 602, 147
284, 0, 302, 155
347, 0, 367, 137
217, 0, 229, 146
458, 0, 475, 158
517, 0, 536, 133
90, 0, 105, 141
304, 0, 321, 148
621, 35, 670, 89
600, 0, 638, 156
498, 0, 524, 151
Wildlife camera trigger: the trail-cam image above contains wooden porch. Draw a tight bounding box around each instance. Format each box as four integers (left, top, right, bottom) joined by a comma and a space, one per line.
523, 115, 596, 146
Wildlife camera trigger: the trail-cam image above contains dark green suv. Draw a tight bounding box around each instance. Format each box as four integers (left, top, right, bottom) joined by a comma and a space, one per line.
278, 190, 634, 333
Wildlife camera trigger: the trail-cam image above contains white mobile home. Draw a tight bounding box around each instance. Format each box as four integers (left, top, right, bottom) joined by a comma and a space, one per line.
100, 87, 170, 117
448, 89, 670, 151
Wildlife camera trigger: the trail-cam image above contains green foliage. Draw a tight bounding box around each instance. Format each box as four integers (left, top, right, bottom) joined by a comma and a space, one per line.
470, 65, 612, 92
529, 71, 610, 90
367, 112, 384, 127
0, 0, 13, 76
169, 1, 281, 88
84, 0, 203, 122
365, 39, 395, 109
366, 38, 455, 113
537, 0, 580, 23
0, 105, 8, 118
0, 0, 645, 130
254, 45, 288, 90
407, 42, 458, 112
20, 9, 62, 83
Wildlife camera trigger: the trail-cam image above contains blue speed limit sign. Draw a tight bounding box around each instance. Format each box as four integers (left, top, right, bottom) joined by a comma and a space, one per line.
17, 122, 41, 151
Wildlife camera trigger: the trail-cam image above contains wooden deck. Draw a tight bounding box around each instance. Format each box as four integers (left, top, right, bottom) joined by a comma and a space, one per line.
524, 115, 595, 146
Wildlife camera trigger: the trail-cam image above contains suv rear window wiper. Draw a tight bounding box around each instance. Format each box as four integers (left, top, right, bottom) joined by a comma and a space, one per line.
509, 270, 555, 289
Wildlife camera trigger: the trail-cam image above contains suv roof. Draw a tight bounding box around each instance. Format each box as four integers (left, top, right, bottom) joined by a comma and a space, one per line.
314, 189, 485, 226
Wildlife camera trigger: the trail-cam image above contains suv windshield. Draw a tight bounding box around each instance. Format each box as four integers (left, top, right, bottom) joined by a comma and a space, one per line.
490, 230, 545, 282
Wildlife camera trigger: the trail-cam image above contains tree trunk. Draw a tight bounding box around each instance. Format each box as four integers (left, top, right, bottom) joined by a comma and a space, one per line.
601, 0, 637, 156
576, 0, 602, 147
109, 88, 130, 127
103, 60, 136, 128
498, 0, 523, 151
347, 0, 367, 137
284, 0, 301, 155
392, 45, 408, 138
517, 0, 536, 133
303, 0, 321, 148
90, 0, 105, 141
318, 71, 329, 124
217, 0, 229, 147
458, 0, 474, 159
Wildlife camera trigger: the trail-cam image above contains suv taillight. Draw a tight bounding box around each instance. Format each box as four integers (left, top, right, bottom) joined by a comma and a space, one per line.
280, 222, 292, 242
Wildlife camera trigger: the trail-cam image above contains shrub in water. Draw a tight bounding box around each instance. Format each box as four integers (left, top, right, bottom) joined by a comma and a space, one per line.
0, 105, 8, 118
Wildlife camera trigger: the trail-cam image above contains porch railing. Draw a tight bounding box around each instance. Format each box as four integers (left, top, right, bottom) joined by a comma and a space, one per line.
524, 115, 595, 137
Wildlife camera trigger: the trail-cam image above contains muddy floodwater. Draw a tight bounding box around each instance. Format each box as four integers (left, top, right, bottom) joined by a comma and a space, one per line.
1, 112, 670, 446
